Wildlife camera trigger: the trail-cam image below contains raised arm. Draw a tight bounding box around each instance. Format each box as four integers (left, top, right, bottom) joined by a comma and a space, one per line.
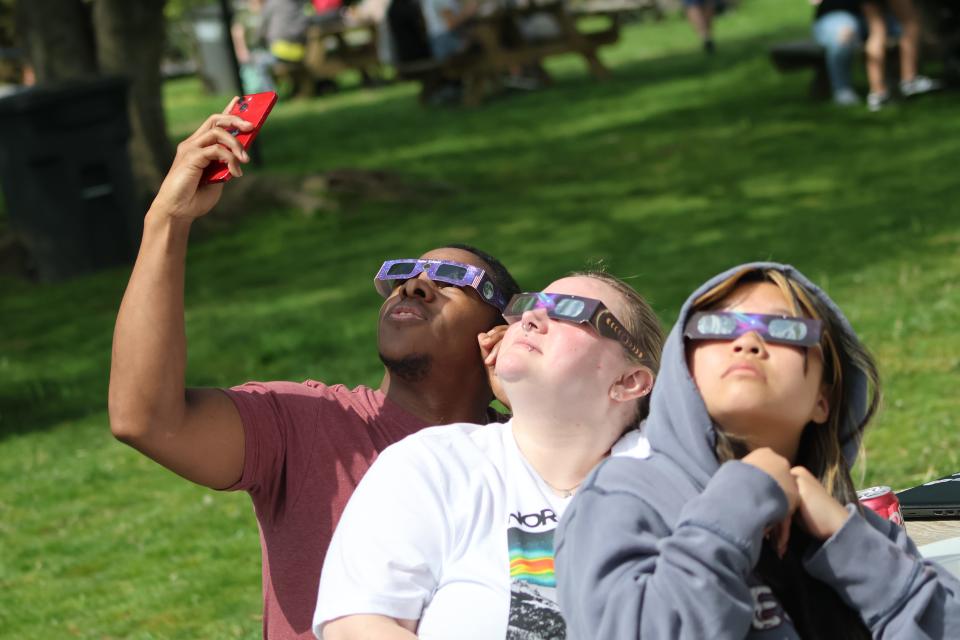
108, 101, 254, 490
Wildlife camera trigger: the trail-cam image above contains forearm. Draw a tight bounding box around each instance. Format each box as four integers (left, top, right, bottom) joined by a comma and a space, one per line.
558, 461, 786, 638
109, 208, 193, 441
323, 615, 418, 640
806, 508, 960, 635
559, 499, 757, 639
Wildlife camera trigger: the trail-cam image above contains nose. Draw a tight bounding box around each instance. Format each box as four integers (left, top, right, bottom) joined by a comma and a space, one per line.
519, 308, 549, 334
731, 330, 768, 356
399, 272, 438, 302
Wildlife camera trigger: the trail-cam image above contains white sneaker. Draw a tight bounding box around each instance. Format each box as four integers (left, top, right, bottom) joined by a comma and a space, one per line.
867, 91, 890, 112
900, 75, 942, 97
833, 88, 861, 106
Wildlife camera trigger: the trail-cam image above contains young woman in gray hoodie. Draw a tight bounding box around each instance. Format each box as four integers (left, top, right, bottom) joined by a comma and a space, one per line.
556, 262, 960, 639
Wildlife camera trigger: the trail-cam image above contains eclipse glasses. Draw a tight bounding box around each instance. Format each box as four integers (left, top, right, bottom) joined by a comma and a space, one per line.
503, 292, 644, 361
684, 311, 822, 347
374, 258, 508, 311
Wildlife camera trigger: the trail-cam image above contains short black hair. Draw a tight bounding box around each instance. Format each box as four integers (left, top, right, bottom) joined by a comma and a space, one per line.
444, 243, 521, 302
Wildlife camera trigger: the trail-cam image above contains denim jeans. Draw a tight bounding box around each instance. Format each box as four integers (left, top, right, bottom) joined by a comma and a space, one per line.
812, 11, 865, 97
429, 31, 464, 62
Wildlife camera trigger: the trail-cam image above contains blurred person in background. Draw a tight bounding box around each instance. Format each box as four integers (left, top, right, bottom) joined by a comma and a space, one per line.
811, 0, 941, 110
232, 0, 278, 93
420, 0, 478, 61
259, 0, 310, 63
312, 0, 344, 21
386, 0, 433, 63
861, 0, 941, 110
811, 0, 871, 106
684, 0, 718, 54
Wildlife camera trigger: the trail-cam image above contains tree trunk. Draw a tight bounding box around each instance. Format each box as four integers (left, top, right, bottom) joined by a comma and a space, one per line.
92, 0, 172, 209
16, 0, 97, 82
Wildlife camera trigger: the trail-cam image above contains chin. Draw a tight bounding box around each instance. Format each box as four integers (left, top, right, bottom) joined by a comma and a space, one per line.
715, 407, 798, 441
378, 336, 425, 363
378, 331, 429, 358
494, 353, 533, 383
494, 365, 525, 384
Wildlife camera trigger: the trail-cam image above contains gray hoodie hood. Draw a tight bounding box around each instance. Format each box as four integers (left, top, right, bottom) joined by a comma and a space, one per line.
644, 261, 871, 490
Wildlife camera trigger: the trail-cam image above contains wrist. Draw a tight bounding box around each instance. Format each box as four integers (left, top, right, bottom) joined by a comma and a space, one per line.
143, 207, 194, 250
145, 206, 194, 233
825, 501, 852, 538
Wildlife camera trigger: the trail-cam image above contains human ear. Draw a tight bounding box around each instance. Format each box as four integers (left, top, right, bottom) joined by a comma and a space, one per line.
811, 384, 830, 425
610, 366, 654, 403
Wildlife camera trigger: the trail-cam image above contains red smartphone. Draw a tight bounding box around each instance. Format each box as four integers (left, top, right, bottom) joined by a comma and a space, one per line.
200, 91, 278, 185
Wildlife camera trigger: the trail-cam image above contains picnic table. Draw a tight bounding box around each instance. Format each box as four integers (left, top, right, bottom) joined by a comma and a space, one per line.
276, 15, 382, 95
401, 0, 623, 106
907, 519, 960, 547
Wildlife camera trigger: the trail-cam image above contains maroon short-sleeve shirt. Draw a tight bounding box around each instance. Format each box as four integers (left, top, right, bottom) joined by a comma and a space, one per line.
224, 380, 428, 639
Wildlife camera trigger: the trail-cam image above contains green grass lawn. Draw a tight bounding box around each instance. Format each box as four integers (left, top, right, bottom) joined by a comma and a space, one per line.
2, 0, 959, 636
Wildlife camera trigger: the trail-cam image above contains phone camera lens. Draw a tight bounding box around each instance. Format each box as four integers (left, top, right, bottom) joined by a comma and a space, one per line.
238, 101, 249, 112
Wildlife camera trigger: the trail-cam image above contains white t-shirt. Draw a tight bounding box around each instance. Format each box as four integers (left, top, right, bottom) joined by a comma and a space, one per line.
313, 420, 650, 639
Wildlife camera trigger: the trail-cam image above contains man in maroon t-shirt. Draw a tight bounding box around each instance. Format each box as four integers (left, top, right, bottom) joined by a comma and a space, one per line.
108, 106, 520, 639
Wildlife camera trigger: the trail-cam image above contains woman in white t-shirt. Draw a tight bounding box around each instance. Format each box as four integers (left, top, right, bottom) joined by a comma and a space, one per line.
313, 272, 664, 640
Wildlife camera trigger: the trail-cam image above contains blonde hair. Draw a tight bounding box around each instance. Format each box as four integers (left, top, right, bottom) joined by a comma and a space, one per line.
570, 270, 665, 428
692, 268, 881, 504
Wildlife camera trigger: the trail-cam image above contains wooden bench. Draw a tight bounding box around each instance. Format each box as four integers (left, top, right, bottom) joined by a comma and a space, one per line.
769, 39, 902, 100
768, 40, 833, 100
271, 59, 315, 98
398, 1, 622, 106
394, 58, 447, 104
571, 0, 665, 22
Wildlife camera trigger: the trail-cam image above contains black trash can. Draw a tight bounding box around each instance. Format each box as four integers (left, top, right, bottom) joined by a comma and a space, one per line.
0, 76, 139, 281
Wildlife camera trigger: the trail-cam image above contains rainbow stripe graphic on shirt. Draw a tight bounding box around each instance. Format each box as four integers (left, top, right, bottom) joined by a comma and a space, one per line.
508, 527, 556, 588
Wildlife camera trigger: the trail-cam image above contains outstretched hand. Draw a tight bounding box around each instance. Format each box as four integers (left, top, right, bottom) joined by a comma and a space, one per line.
479, 325, 510, 411
148, 97, 253, 222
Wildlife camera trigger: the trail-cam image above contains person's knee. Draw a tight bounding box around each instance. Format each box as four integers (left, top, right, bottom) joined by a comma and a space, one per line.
864, 26, 887, 52
836, 25, 857, 46
864, 37, 885, 58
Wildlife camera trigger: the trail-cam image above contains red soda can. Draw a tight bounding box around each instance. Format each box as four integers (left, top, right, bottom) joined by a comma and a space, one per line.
857, 485, 904, 525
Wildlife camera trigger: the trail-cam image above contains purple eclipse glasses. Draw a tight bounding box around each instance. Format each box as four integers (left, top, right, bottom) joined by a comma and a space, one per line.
374, 258, 508, 310
503, 292, 644, 361
683, 311, 822, 347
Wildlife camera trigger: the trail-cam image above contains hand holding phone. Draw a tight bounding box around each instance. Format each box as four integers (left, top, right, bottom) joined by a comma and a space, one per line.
200, 91, 278, 185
